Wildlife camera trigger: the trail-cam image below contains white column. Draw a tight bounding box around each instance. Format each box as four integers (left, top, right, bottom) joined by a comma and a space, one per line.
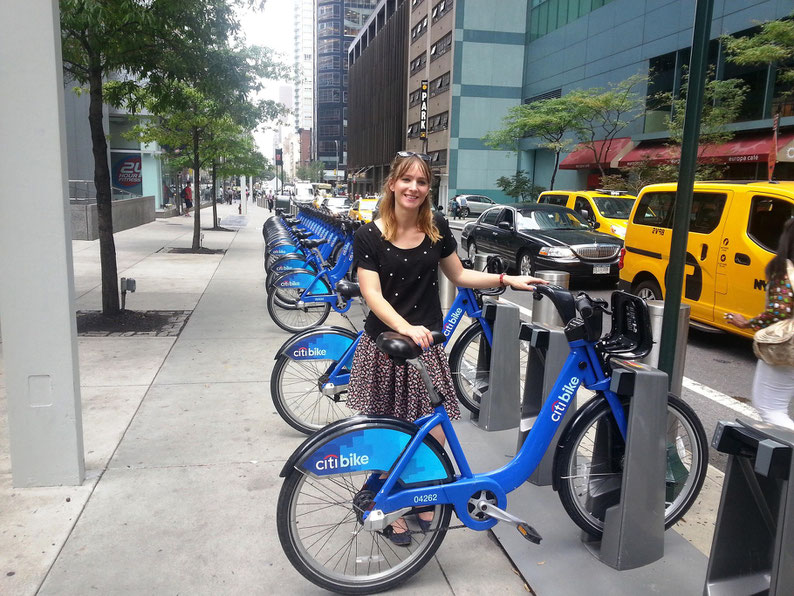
0, 0, 85, 486
240, 175, 248, 215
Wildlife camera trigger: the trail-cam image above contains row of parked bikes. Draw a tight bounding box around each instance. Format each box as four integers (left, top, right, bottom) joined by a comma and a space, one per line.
263, 205, 708, 595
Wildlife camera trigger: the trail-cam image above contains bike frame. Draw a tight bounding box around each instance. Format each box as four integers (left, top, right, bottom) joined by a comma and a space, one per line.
365, 337, 628, 531
316, 287, 494, 391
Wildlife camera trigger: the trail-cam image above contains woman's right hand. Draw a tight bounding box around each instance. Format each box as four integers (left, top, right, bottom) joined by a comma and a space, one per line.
725, 312, 750, 328
397, 324, 435, 349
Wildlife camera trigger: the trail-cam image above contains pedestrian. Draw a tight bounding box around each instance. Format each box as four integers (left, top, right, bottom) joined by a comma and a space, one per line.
181, 184, 193, 216
726, 218, 794, 430
267, 192, 274, 212
450, 196, 459, 219
346, 151, 547, 545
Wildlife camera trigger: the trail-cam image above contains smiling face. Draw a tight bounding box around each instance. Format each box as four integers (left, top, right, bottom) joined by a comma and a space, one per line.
389, 162, 430, 212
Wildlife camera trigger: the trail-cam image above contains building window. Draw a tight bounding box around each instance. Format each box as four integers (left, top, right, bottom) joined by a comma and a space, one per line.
429, 149, 447, 165
411, 0, 426, 11
430, 33, 452, 63
432, 0, 453, 24
319, 72, 340, 87
409, 87, 423, 107
530, 0, 616, 42
407, 122, 421, 138
318, 4, 340, 18
319, 109, 341, 121
318, 141, 337, 154
410, 52, 427, 73
319, 55, 340, 71
429, 72, 451, 98
318, 39, 340, 54
318, 21, 340, 35
410, 17, 428, 43
428, 111, 449, 133
318, 88, 341, 103
319, 124, 341, 136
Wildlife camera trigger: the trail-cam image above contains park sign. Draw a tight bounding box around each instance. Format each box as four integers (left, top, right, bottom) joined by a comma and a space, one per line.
420, 80, 428, 140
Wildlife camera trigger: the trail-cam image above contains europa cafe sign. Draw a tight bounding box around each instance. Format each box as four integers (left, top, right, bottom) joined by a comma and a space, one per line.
420, 80, 428, 140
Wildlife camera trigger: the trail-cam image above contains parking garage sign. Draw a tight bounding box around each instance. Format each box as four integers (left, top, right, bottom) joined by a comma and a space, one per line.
420, 80, 428, 139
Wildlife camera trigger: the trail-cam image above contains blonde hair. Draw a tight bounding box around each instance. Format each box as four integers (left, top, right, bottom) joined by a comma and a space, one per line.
379, 154, 440, 243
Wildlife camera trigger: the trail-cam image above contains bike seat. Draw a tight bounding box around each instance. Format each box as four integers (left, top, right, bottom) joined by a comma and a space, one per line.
294, 231, 313, 239
335, 280, 361, 299
376, 331, 446, 361
302, 238, 327, 248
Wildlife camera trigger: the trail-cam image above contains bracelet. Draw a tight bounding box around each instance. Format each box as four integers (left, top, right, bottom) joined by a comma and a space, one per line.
499, 273, 506, 287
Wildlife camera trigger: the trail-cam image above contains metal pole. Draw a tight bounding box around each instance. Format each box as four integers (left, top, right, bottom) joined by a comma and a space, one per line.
658, 0, 714, 382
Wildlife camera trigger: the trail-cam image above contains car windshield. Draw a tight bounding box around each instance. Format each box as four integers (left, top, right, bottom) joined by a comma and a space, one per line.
326, 198, 350, 208
360, 199, 378, 210
592, 196, 635, 219
517, 208, 590, 231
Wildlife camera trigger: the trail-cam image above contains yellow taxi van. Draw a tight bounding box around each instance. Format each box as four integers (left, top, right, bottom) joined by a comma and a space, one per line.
618, 181, 794, 337
537, 189, 637, 239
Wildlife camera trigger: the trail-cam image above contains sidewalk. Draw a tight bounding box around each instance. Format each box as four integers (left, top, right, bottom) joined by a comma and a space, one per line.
0, 203, 527, 595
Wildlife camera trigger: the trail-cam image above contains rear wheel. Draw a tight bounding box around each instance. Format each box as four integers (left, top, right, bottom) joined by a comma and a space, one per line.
633, 279, 662, 301
271, 355, 351, 434
555, 393, 708, 538
467, 240, 478, 262
277, 460, 452, 593
267, 289, 331, 333
460, 207, 470, 218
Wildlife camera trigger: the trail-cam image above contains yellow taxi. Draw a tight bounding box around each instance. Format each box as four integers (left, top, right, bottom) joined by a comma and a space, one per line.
618, 181, 794, 337
537, 189, 637, 239
349, 197, 379, 222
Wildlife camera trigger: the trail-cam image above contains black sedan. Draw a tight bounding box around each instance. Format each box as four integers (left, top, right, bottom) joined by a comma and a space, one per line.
460, 203, 624, 283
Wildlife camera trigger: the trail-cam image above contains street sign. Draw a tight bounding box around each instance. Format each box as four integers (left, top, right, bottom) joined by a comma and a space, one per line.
420, 80, 428, 139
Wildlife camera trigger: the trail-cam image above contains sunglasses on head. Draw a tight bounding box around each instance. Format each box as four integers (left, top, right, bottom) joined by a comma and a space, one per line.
396, 151, 431, 161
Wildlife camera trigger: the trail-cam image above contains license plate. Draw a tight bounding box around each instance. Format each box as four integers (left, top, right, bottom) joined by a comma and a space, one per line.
593, 265, 610, 274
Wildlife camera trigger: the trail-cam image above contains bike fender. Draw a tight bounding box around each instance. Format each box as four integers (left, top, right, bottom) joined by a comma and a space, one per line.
270, 254, 310, 269
273, 326, 358, 361
280, 416, 454, 487
271, 243, 299, 256
551, 393, 607, 492
273, 269, 327, 294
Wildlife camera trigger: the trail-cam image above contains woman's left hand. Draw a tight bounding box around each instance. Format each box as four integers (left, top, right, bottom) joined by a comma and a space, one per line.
502, 275, 549, 291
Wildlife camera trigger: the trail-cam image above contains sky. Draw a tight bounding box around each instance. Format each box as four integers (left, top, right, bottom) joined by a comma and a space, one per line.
238, 0, 296, 154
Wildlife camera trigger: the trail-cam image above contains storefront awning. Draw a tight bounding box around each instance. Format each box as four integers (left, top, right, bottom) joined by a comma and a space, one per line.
618, 130, 794, 167
558, 137, 635, 170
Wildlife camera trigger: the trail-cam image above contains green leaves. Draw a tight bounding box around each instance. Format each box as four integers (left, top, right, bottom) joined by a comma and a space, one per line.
722, 13, 794, 90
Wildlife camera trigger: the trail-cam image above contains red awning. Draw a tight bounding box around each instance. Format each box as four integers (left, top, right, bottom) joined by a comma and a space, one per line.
618, 131, 794, 167
558, 137, 635, 170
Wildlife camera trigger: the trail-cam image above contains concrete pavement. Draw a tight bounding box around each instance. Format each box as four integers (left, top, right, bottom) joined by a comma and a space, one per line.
0, 203, 528, 595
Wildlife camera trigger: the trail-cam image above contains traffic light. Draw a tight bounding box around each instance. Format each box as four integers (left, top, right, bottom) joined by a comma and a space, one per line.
275, 148, 283, 166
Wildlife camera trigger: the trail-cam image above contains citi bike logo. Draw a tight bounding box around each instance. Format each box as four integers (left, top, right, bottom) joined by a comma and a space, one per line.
550, 377, 578, 422
279, 279, 302, 287
293, 346, 327, 358
315, 452, 370, 471
443, 308, 463, 336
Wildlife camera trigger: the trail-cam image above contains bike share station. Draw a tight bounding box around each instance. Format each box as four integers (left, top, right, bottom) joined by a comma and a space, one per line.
445, 267, 709, 594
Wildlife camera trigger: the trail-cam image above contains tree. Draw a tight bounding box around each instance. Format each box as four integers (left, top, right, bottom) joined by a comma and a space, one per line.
722, 13, 794, 105
60, 0, 254, 314
598, 159, 676, 195
296, 161, 325, 183
495, 171, 545, 202
484, 95, 583, 189
569, 74, 647, 179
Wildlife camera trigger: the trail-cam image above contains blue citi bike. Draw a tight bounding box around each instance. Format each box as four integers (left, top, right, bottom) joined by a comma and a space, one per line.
275, 285, 708, 594
270, 259, 508, 433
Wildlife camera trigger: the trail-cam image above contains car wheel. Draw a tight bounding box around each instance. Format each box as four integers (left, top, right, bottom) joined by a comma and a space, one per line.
460, 207, 470, 218
467, 240, 478, 261
634, 279, 662, 301
518, 252, 534, 276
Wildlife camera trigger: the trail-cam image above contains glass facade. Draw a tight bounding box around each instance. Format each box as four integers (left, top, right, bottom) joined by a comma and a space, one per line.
315, 0, 378, 177
529, 0, 614, 41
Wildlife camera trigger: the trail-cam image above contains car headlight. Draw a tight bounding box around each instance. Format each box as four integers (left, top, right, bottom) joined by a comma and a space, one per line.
539, 246, 575, 259
610, 224, 627, 237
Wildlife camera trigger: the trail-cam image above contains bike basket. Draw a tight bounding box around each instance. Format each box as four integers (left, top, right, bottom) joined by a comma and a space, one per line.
599, 290, 653, 359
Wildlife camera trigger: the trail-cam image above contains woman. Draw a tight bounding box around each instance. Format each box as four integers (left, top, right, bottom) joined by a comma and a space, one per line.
348, 152, 547, 544
726, 218, 794, 430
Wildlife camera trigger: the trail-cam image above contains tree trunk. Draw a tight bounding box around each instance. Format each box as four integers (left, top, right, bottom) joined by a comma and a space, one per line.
192, 129, 201, 250
550, 151, 560, 190
89, 65, 120, 315
211, 161, 219, 230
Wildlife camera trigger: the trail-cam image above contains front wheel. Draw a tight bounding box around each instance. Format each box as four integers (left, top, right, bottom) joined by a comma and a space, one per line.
467, 240, 478, 262
277, 467, 452, 594
267, 290, 331, 333
555, 393, 707, 539
633, 279, 662, 301
271, 355, 351, 434
460, 207, 470, 218
448, 322, 489, 415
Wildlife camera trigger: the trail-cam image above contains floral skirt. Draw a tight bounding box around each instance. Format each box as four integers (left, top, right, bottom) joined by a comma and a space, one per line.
347, 332, 461, 421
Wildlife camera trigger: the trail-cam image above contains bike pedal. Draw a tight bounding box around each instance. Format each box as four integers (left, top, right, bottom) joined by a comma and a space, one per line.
516, 523, 542, 544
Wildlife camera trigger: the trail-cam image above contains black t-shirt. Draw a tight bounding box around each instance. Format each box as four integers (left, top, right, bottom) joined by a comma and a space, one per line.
354, 213, 457, 338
